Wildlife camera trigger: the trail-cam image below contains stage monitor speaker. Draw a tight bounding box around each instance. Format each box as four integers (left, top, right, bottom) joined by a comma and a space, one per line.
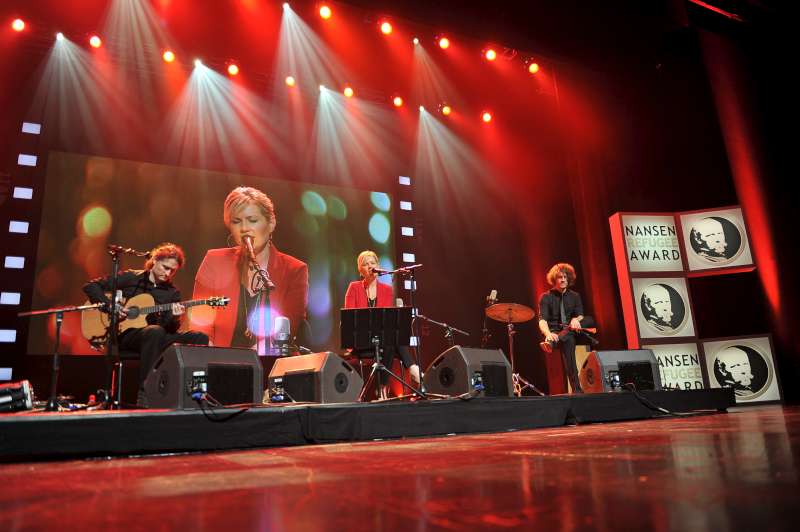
143, 345, 263, 409
579, 349, 662, 393
267, 352, 363, 403
423, 346, 512, 397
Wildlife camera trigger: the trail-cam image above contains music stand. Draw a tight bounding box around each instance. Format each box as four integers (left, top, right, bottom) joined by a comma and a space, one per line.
340, 307, 424, 400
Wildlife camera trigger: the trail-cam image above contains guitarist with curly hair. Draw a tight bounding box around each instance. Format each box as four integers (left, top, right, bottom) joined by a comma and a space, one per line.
83, 243, 209, 405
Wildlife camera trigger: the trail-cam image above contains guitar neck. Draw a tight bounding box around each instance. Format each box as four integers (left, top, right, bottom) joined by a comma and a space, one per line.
138, 298, 213, 315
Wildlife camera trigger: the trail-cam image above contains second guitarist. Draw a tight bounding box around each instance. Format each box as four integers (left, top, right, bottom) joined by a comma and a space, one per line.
83, 242, 209, 405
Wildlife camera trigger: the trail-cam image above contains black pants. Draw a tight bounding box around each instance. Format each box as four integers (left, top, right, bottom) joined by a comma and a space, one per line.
119, 325, 209, 389
353, 345, 414, 385
554, 316, 596, 394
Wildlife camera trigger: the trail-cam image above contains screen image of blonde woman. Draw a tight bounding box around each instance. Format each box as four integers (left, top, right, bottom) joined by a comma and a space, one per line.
27, 151, 396, 355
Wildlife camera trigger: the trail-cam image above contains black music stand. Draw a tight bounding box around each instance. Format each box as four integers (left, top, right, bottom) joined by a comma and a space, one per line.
340, 307, 424, 400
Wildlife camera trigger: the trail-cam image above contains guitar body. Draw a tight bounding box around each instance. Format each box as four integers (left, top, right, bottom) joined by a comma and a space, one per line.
81, 293, 158, 347
81, 293, 229, 349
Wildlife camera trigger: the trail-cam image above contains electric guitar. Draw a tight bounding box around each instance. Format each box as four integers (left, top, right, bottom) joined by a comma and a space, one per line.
81, 293, 229, 349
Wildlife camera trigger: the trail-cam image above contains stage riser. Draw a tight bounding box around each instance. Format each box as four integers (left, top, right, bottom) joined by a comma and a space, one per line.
0, 389, 735, 462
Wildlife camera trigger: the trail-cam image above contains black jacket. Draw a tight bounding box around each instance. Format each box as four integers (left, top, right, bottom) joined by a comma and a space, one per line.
83, 269, 181, 334
538, 288, 583, 332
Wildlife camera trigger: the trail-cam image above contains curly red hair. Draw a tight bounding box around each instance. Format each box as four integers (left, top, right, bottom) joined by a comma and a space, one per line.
546, 263, 576, 287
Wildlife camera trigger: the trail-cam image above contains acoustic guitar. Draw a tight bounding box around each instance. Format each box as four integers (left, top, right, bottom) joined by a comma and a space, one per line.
81, 293, 229, 348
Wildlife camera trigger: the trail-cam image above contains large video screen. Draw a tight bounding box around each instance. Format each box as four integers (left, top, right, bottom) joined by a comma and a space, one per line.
27, 151, 396, 355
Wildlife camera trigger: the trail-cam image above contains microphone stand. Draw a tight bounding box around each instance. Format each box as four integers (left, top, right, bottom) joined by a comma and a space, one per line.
480, 296, 496, 348
18, 302, 105, 411
374, 264, 427, 397
106, 247, 122, 409
416, 314, 469, 347
103, 244, 150, 408
243, 238, 275, 355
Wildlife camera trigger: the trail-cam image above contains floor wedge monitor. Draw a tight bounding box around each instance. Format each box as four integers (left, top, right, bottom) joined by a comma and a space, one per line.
580, 349, 662, 393
423, 346, 512, 397
143, 345, 263, 409
267, 351, 363, 403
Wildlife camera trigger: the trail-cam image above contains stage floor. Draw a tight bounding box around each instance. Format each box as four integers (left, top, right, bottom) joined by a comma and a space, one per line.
1, 405, 798, 531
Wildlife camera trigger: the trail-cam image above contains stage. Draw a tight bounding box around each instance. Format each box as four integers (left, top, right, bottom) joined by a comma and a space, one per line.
1, 388, 734, 461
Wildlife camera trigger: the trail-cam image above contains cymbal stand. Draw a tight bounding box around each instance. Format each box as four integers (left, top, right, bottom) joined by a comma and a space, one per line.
504, 321, 545, 397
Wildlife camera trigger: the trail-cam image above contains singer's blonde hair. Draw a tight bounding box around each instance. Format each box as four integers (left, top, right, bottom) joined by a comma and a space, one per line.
223, 186, 276, 229
357, 250, 379, 276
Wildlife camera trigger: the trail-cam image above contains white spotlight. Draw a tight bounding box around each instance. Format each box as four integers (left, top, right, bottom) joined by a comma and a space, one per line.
419, 105, 425, 112
194, 58, 202, 68
319, 84, 325, 91
56, 32, 65, 42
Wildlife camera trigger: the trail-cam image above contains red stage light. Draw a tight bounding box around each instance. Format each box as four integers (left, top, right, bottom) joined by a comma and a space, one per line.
441, 105, 452, 116
481, 111, 492, 123
319, 5, 332, 19
393, 96, 403, 107
528, 62, 540, 74
438, 37, 450, 49
484, 49, 497, 61
343, 86, 354, 98
285, 76, 296, 87
89, 35, 102, 48
227, 63, 239, 76
12, 18, 25, 32
162, 50, 176, 63
412, 37, 419, 45
380, 21, 393, 35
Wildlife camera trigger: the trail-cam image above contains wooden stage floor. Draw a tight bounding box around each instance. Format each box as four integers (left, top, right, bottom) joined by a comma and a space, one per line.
1, 405, 798, 531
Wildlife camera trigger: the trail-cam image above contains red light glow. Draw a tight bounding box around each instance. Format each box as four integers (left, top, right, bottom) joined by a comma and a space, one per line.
393, 96, 403, 107
438, 37, 450, 49
343, 86, 354, 98
227, 64, 240, 76
285, 76, 296, 87
482, 111, 492, 123
485, 49, 497, 61
380, 21, 392, 35
89, 35, 102, 48
319, 5, 332, 19
528, 62, 540, 74
441, 105, 452, 116
12, 18, 25, 32
162, 50, 176, 63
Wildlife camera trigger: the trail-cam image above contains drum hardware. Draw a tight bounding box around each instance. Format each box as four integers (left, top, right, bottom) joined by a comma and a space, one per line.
485, 302, 545, 396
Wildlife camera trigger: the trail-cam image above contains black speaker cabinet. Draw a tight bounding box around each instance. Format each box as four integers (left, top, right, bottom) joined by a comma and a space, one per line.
267, 352, 363, 403
579, 349, 662, 393
423, 346, 512, 397
143, 345, 263, 409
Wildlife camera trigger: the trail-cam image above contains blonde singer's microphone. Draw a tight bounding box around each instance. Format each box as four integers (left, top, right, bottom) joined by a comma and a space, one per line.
272, 316, 291, 356
243, 235, 275, 290
242, 235, 257, 262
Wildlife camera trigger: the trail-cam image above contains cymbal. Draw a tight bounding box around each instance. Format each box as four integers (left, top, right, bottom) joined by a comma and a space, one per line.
485, 303, 535, 324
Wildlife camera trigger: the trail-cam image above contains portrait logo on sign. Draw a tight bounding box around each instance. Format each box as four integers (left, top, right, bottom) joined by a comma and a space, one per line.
688, 216, 743, 265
